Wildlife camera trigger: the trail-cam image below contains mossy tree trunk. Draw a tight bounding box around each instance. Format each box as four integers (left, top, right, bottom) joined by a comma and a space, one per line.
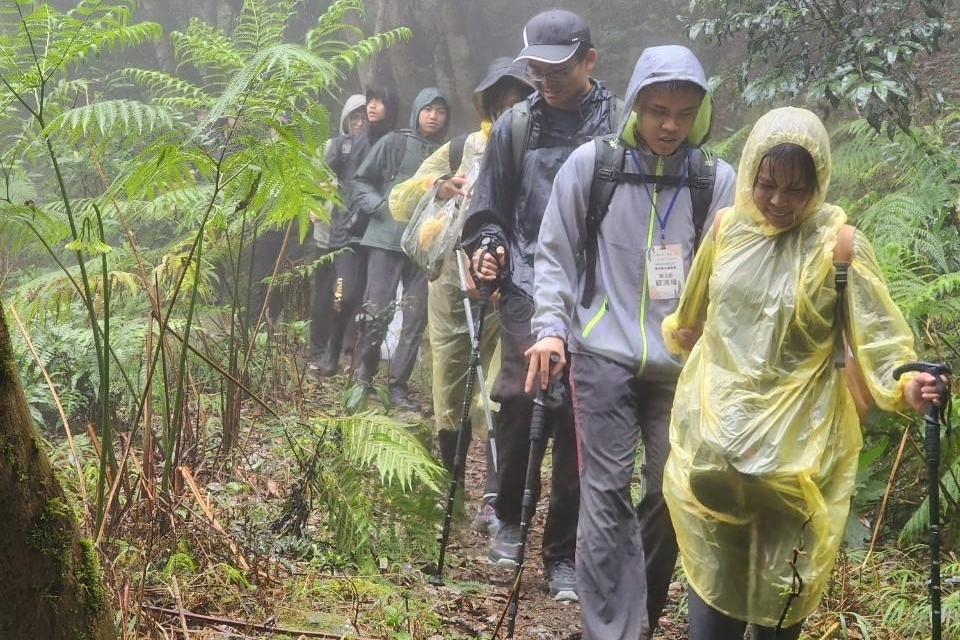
0, 304, 116, 640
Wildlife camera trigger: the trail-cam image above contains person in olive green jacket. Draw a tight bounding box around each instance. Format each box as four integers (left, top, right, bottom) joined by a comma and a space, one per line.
349, 87, 451, 410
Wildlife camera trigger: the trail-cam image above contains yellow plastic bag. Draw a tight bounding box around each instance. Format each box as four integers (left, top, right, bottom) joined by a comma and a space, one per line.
401, 164, 480, 280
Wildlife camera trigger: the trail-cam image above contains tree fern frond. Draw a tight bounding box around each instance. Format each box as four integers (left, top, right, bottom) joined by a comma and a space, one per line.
170, 19, 244, 85
311, 412, 442, 493
233, 0, 300, 54
121, 68, 208, 106
0, 202, 74, 253
325, 30, 412, 75
44, 99, 175, 143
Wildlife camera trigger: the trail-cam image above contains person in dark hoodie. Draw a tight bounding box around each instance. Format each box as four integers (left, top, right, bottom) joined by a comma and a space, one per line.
312, 86, 401, 375
308, 93, 367, 375
461, 9, 621, 602
523, 45, 735, 640
350, 87, 451, 410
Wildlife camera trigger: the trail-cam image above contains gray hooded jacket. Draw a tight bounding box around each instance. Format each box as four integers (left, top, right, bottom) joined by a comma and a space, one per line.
532, 45, 736, 378
351, 87, 450, 252
323, 94, 367, 248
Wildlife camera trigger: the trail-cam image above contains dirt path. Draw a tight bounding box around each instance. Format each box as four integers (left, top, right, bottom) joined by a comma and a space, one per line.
432, 435, 689, 640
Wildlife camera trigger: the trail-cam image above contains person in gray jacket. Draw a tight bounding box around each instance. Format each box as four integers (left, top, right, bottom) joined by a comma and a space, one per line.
523, 46, 736, 640
350, 87, 451, 410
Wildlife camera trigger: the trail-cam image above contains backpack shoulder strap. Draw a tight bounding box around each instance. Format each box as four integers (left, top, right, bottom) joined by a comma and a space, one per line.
833, 224, 856, 366
510, 101, 531, 176
385, 129, 417, 181
580, 135, 627, 308
448, 132, 468, 173
687, 147, 717, 249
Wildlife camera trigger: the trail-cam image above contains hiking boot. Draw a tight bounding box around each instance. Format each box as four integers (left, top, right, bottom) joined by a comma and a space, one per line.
545, 559, 578, 602
486, 522, 521, 566
471, 497, 502, 538
308, 352, 338, 377
389, 388, 421, 412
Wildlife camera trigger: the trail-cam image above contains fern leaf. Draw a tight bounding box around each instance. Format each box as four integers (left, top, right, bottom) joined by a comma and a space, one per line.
44, 100, 175, 143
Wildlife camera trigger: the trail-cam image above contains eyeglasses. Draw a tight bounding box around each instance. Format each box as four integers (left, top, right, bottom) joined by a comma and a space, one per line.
525, 60, 580, 84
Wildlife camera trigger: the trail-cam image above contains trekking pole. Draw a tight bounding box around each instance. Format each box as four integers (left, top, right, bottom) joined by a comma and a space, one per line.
893, 361, 952, 640
455, 251, 498, 469
504, 373, 556, 638
431, 236, 502, 586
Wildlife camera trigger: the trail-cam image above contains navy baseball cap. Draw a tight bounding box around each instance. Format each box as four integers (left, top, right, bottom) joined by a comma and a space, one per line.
516, 9, 591, 64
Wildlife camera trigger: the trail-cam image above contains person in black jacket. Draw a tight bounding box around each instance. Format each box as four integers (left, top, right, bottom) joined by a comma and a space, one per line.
308, 94, 367, 375
310, 86, 400, 375
461, 9, 621, 602
350, 87, 451, 410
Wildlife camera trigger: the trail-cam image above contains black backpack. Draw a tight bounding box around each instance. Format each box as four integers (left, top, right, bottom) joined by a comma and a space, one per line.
580, 134, 717, 307
509, 97, 622, 175
448, 132, 469, 173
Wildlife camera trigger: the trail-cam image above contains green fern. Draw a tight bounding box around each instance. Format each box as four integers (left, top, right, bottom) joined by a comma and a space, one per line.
277, 413, 442, 566
44, 99, 176, 143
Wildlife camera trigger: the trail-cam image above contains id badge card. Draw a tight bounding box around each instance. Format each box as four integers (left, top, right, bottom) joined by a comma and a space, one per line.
646, 244, 685, 300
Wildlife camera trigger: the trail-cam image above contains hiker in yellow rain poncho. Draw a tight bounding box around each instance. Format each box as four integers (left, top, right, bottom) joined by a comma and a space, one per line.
388, 58, 534, 536
661, 106, 941, 639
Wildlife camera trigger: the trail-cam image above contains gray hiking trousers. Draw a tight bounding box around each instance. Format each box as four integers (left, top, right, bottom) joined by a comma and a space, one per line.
571, 353, 679, 640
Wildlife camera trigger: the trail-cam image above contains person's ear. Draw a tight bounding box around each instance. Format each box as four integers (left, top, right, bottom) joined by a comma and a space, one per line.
582, 47, 598, 73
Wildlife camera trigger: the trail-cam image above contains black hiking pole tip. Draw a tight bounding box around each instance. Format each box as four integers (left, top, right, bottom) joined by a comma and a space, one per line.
505, 378, 555, 639
430, 242, 501, 586
893, 361, 952, 640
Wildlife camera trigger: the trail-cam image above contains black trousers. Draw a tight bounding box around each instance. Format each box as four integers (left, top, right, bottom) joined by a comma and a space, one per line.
246, 228, 307, 326
688, 588, 803, 640
354, 247, 428, 391
490, 301, 578, 565
308, 247, 337, 359
309, 245, 367, 362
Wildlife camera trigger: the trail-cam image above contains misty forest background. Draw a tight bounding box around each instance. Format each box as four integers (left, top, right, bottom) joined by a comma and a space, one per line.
1, 0, 960, 639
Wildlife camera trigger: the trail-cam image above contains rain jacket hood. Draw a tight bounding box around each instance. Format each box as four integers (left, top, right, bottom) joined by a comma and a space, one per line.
349, 88, 452, 252
619, 45, 713, 149
472, 57, 534, 119
660, 108, 918, 626
736, 106, 832, 234
409, 86, 451, 141
338, 94, 367, 134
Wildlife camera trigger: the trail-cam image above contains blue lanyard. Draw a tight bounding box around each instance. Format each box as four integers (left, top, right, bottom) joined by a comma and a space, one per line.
629, 150, 689, 242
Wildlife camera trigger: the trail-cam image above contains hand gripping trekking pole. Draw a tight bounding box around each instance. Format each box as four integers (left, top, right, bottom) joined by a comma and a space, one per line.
431, 235, 502, 586
893, 361, 952, 640
504, 370, 558, 638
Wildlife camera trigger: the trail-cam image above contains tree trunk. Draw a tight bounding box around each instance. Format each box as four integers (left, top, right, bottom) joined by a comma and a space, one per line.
436, 0, 475, 132
363, 0, 392, 89
204, 0, 220, 28
139, 0, 177, 73
0, 304, 116, 640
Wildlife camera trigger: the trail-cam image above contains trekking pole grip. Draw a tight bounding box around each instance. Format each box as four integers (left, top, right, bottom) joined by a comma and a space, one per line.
474, 232, 504, 300
893, 361, 952, 416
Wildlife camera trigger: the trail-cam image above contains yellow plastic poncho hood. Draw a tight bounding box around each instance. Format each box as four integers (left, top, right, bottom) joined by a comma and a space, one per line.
737, 107, 832, 235
661, 107, 917, 626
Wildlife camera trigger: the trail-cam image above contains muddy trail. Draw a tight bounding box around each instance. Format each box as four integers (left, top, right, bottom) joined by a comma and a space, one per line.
426, 434, 690, 640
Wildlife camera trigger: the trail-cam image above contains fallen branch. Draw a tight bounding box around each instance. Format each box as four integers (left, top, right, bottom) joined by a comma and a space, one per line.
143, 604, 383, 639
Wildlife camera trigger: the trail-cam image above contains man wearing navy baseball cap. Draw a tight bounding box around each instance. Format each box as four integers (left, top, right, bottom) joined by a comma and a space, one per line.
516, 8, 592, 64
461, 8, 622, 605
